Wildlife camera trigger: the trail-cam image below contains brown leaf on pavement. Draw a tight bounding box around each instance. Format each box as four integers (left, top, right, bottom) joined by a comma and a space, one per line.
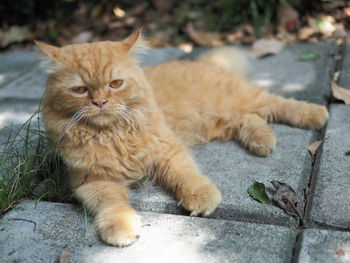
271, 181, 304, 219
186, 23, 224, 47
252, 38, 285, 58
331, 81, 350, 104
333, 71, 341, 82
59, 250, 70, 263
335, 249, 346, 256
307, 140, 324, 157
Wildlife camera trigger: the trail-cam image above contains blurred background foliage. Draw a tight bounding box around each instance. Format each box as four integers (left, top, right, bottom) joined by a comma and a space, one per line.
0, 0, 349, 48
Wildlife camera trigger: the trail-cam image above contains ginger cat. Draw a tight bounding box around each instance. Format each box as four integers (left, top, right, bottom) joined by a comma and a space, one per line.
35, 30, 328, 247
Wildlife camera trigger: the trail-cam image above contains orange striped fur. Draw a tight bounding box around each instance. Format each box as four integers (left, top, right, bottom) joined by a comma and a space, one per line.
36, 31, 328, 246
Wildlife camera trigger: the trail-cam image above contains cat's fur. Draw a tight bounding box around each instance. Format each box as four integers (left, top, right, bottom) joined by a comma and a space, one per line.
36, 30, 328, 247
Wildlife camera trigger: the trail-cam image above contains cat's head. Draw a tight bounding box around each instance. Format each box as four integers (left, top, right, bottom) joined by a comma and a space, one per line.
36, 30, 150, 128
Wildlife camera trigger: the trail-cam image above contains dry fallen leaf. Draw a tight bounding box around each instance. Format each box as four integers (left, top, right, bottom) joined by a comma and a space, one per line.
333, 71, 340, 82
128, 3, 149, 16
335, 249, 346, 256
152, 0, 174, 13
186, 23, 223, 47
59, 250, 70, 263
277, 0, 300, 33
72, 31, 93, 43
331, 81, 350, 104
252, 38, 285, 58
307, 140, 324, 157
298, 27, 316, 41
0, 25, 31, 47
271, 181, 304, 219
113, 7, 126, 18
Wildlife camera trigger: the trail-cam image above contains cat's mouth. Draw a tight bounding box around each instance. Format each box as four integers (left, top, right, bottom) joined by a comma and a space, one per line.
93, 107, 111, 115
95, 111, 115, 119
87, 109, 118, 127
88, 108, 115, 120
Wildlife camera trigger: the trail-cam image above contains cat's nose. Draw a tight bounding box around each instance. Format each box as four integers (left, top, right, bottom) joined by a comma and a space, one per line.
92, 99, 108, 108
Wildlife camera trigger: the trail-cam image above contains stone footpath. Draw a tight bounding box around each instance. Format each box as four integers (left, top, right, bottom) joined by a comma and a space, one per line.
1, 43, 350, 263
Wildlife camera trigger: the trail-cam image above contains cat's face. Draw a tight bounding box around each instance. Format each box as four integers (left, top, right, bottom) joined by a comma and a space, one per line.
37, 31, 148, 127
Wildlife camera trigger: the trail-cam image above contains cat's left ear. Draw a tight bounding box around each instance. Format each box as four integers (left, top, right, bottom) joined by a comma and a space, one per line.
34, 41, 61, 60
34, 41, 64, 73
122, 28, 148, 54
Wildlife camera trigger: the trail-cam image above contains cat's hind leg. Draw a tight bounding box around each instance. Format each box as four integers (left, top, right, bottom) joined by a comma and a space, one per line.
236, 113, 276, 156
253, 91, 328, 129
202, 113, 276, 157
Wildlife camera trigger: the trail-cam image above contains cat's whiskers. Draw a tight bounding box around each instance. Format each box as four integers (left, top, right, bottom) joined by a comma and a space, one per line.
115, 105, 147, 131
118, 105, 144, 130
118, 109, 136, 130
112, 105, 132, 127
65, 107, 89, 130
57, 107, 89, 145
124, 105, 147, 125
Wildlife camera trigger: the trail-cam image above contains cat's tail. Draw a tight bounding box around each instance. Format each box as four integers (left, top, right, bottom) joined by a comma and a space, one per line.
196, 47, 250, 77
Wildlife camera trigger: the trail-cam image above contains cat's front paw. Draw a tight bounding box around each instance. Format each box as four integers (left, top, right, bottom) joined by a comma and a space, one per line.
97, 207, 141, 247
180, 183, 222, 216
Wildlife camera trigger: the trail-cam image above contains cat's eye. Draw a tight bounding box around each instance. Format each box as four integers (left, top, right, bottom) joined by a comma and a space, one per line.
72, 86, 88, 94
110, 79, 124, 90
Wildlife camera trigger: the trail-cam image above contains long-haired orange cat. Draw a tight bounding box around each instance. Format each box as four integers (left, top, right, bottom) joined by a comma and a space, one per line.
36, 30, 328, 246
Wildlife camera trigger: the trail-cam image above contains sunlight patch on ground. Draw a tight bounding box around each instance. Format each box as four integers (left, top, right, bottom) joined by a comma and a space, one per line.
281, 83, 305, 93
82, 215, 236, 263
251, 79, 275, 88
0, 111, 33, 128
0, 74, 8, 86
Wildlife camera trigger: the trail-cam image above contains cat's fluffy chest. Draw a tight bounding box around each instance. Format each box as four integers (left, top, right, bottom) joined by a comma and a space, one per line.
61, 124, 154, 180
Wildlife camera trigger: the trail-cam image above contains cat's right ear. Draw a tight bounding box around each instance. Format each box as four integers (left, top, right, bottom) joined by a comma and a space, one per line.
121, 28, 148, 55
34, 41, 61, 60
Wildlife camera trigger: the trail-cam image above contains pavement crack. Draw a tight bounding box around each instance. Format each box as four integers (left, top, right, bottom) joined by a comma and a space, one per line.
290, 42, 347, 263
290, 230, 304, 263
303, 42, 346, 226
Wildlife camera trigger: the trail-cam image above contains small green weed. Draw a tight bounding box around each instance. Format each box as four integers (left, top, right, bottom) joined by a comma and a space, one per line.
0, 108, 72, 215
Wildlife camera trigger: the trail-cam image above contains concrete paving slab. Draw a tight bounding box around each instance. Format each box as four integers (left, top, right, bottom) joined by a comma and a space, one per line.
309, 105, 350, 228
339, 43, 350, 89
180, 43, 337, 104
0, 50, 37, 88
298, 229, 350, 263
132, 124, 315, 225
0, 99, 39, 128
0, 201, 297, 263
138, 47, 184, 67
0, 63, 47, 100
248, 43, 336, 104
0, 99, 40, 153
